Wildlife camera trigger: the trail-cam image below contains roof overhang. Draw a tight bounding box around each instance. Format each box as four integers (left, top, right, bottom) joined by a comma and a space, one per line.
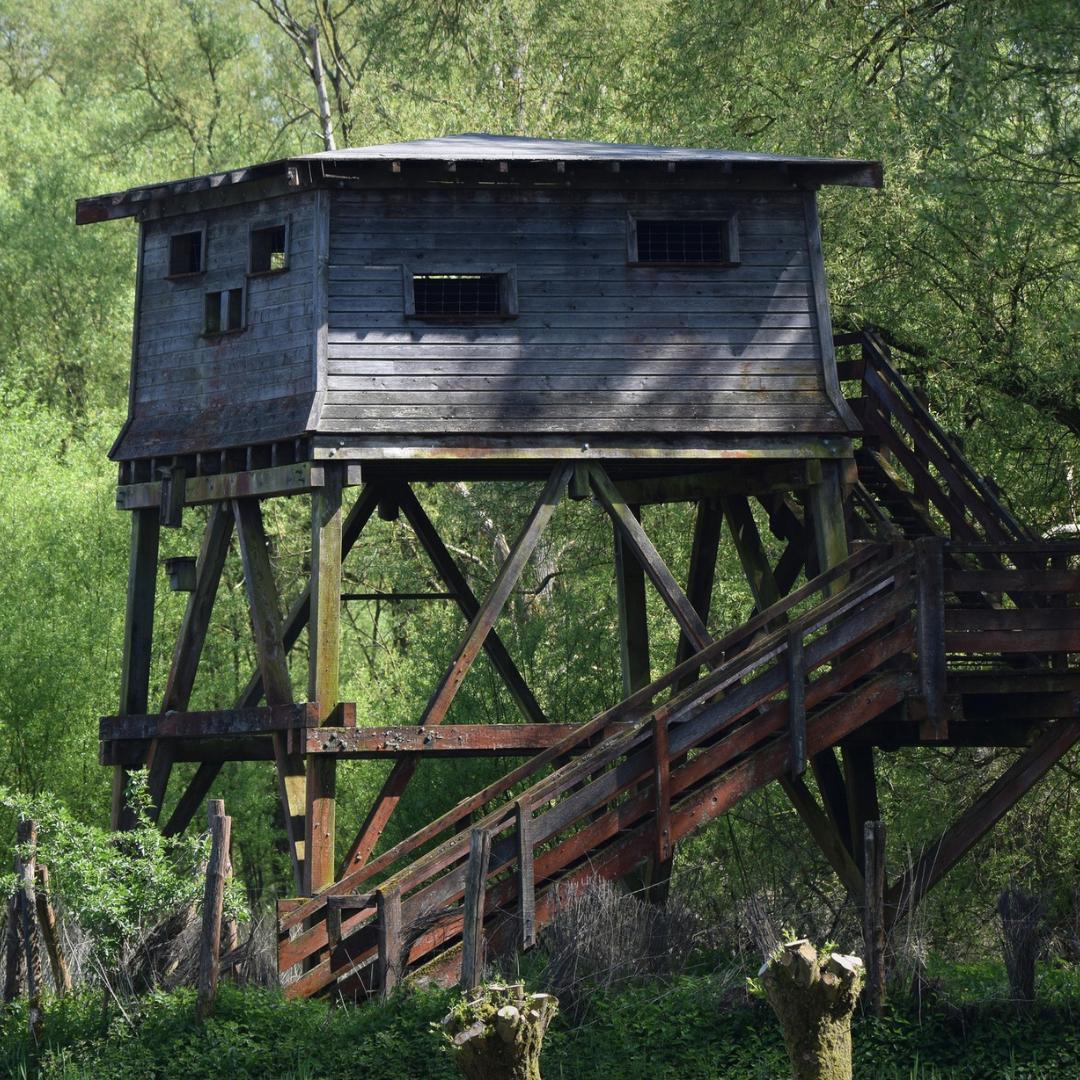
76, 133, 883, 225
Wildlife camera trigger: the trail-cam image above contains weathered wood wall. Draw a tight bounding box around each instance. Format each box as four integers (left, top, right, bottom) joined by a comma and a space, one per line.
320, 187, 847, 436
113, 183, 855, 461
115, 192, 319, 460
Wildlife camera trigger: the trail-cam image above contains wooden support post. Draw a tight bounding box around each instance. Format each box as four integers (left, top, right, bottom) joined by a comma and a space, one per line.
811, 749, 854, 859
162, 486, 382, 840
461, 827, 492, 990
147, 503, 234, 820
589, 465, 711, 652
17, 820, 42, 1041
675, 499, 723, 675
376, 886, 402, 999
804, 458, 854, 855
307, 464, 343, 896
787, 629, 807, 778
347, 468, 569, 870
648, 714, 672, 905
233, 498, 305, 893
196, 800, 231, 1022
113, 508, 160, 831
807, 459, 849, 595
395, 484, 546, 725
515, 800, 536, 949
843, 746, 880, 871
614, 503, 651, 696
34, 866, 70, 997
862, 821, 886, 1015
915, 537, 947, 740
780, 776, 864, 899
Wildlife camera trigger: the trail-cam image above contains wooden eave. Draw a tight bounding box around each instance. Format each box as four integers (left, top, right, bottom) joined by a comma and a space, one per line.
76, 138, 882, 224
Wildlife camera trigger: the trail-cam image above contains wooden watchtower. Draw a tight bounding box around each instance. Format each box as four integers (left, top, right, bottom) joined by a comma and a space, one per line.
79, 135, 1080, 999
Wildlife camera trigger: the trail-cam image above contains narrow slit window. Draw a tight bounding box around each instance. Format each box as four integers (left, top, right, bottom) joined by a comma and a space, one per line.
250, 224, 288, 274
629, 217, 739, 266
203, 287, 244, 335
168, 230, 204, 276
410, 273, 512, 318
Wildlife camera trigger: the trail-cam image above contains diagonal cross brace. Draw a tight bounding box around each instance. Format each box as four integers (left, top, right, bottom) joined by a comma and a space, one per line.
588, 464, 712, 653
233, 497, 306, 894
343, 466, 572, 872
161, 485, 382, 839
145, 503, 233, 820
394, 483, 546, 725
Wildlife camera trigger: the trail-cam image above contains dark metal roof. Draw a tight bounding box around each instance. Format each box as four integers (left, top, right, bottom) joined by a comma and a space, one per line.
77, 133, 882, 223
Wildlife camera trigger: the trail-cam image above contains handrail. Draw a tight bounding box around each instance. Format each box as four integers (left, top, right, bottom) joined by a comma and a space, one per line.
286, 552, 920, 994
280, 542, 892, 932
855, 329, 1032, 543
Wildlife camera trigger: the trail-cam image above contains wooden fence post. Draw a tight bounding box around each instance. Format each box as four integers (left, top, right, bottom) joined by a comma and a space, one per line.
862, 821, 887, 1014
34, 866, 71, 997
376, 886, 402, 999
460, 827, 492, 990
515, 800, 536, 949
17, 820, 43, 1041
196, 800, 231, 1021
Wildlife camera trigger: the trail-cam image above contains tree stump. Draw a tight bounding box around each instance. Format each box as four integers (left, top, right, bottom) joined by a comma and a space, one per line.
760, 939, 864, 1080
442, 982, 558, 1080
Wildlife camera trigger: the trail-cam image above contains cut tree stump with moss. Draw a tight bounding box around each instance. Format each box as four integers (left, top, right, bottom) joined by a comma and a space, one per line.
442, 982, 558, 1080
761, 939, 865, 1080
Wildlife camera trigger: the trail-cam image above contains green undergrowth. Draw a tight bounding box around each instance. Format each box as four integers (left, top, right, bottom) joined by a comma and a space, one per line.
1, 973, 1078, 1079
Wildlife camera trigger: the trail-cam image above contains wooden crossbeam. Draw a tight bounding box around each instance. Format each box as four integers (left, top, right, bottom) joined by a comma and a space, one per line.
588, 464, 711, 653
306, 722, 629, 756
614, 462, 813, 505
116, 461, 362, 511
886, 721, 1080, 928
394, 483, 546, 725
102, 703, 320, 743
345, 467, 571, 870
234, 497, 306, 894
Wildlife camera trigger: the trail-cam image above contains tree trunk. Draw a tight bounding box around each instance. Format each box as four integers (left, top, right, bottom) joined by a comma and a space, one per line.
997, 887, 1043, 1006
761, 939, 864, 1080
443, 982, 558, 1080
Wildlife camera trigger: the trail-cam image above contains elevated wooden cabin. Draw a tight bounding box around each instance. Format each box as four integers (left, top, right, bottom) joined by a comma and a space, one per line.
80, 140, 1080, 1003
78, 134, 881, 475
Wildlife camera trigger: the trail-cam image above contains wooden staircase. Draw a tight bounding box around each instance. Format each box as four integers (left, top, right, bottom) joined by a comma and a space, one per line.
275, 329, 1080, 1000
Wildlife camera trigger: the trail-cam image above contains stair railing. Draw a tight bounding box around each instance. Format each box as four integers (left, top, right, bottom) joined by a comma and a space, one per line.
285, 547, 918, 998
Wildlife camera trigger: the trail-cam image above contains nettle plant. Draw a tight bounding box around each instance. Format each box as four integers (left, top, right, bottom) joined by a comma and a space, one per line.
0, 773, 247, 972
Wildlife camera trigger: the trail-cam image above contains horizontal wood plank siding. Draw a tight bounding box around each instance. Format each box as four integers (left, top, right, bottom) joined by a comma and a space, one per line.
320, 188, 845, 436
115, 193, 319, 459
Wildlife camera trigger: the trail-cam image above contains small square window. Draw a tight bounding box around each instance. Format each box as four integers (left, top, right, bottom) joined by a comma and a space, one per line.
203, 287, 244, 335
405, 268, 517, 319
168, 230, 204, 276
249, 224, 288, 275
627, 216, 739, 266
